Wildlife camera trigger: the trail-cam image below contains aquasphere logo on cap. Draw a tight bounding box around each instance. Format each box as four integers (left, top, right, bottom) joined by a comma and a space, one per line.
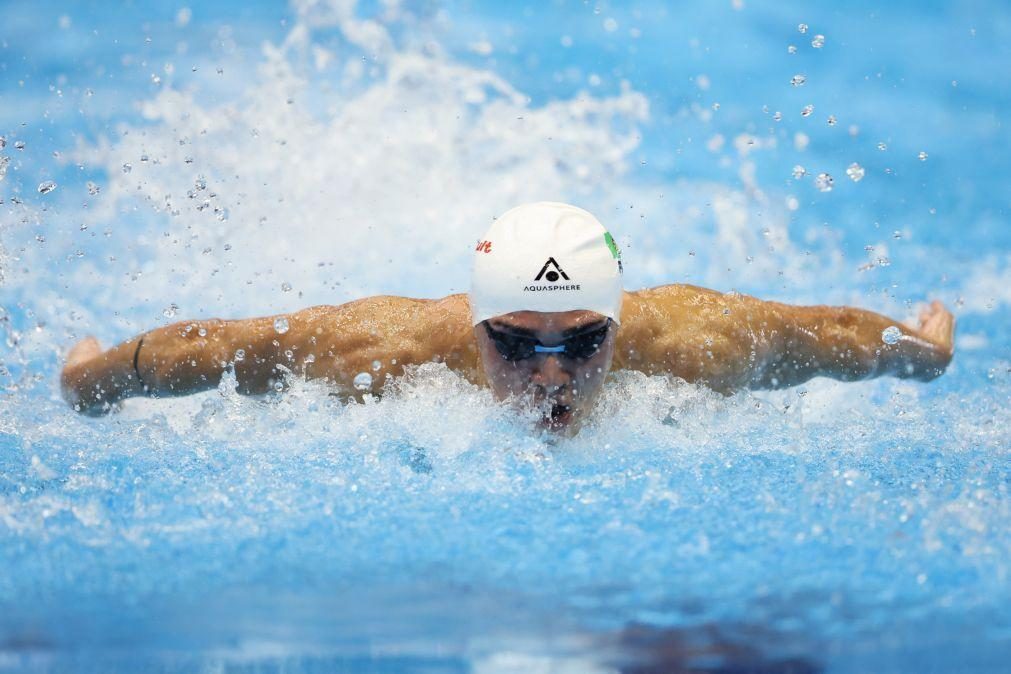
526, 257, 580, 292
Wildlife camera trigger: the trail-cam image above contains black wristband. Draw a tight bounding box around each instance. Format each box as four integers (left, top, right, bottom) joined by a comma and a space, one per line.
133, 336, 148, 392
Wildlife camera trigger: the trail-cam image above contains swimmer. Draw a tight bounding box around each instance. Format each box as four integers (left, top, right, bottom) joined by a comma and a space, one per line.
61, 202, 955, 431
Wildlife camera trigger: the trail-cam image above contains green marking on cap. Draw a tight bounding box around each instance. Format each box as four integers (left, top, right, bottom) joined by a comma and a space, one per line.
603, 232, 621, 259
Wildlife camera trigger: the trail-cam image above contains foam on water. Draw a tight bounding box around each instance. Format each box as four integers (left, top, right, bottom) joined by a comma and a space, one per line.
1, 0, 1010, 670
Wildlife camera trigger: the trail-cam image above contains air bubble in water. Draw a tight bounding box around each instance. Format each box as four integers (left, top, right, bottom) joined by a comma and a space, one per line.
87, 181, 100, 195
281, 282, 293, 292
801, 104, 814, 117
234, 349, 246, 361
846, 163, 865, 182
882, 326, 902, 345
811, 34, 825, 48
815, 173, 834, 192
274, 317, 289, 334
353, 372, 373, 391
791, 74, 806, 87
37, 180, 57, 194
792, 165, 806, 179
798, 23, 808, 34
162, 303, 179, 318
918, 151, 928, 161
371, 360, 382, 371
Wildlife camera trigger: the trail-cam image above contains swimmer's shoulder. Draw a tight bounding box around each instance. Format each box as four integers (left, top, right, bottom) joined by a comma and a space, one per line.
622, 283, 726, 320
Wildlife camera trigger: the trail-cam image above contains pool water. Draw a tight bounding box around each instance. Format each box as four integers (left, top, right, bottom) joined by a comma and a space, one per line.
1, 1, 1009, 672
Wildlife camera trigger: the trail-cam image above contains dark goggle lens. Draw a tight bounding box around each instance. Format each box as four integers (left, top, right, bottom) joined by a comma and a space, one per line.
484, 320, 610, 362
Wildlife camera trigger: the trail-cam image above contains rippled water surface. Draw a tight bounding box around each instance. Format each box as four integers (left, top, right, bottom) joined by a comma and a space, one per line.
1, 1, 1009, 672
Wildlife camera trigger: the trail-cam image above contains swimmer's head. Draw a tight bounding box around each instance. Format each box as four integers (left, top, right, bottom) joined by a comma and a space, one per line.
470, 202, 623, 432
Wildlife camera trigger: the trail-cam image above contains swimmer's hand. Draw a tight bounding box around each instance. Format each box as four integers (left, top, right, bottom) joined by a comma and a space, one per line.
61, 336, 143, 415
913, 300, 955, 359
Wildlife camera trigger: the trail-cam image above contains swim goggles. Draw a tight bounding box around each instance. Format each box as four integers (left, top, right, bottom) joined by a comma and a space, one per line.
483, 319, 612, 362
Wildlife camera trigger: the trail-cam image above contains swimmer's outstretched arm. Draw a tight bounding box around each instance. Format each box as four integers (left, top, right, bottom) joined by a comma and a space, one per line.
619, 286, 955, 392
60, 294, 478, 415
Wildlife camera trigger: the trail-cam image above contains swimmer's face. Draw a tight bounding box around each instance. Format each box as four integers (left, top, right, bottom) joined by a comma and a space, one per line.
475, 310, 616, 432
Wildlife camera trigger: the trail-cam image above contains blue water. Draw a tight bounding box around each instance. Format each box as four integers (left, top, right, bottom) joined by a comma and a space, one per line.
1, 1, 1009, 672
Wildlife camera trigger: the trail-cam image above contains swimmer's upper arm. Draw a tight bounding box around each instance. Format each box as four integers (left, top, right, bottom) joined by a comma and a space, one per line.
278, 294, 480, 396
617, 285, 786, 392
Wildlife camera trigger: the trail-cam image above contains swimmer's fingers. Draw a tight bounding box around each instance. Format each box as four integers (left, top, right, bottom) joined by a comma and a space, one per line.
917, 300, 955, 354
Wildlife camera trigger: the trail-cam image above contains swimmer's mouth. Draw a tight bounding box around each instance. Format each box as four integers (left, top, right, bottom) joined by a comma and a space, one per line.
544, 403, 573, 429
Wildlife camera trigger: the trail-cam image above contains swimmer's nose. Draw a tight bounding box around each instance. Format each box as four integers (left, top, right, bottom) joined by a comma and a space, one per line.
531, 354, 571, 393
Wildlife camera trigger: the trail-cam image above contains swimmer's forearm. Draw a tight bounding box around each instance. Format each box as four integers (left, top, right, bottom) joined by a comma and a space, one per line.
135, 317, 282, 397
63, 318, 283, 413
759, 305, 953, 388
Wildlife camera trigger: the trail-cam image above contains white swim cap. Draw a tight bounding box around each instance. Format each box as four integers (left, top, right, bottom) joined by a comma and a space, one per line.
470, 202, 623, 325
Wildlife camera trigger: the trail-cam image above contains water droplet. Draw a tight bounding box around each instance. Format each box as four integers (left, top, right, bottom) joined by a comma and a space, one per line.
371, 360, 382, 371
234, 349, 246, 361
353, 372, 373, 391
14, 140, 25, 150
281, 282, 293, 292
37, 180, 57, 194
846, 163, 865, 182
772, 111, 782, 121
0, 156, 9, 181
798, 23, 808, 34
274, 317, 289, 334
827, 115, 837, 126
194, 176, 206, 190
918, 151, 928, 161
86, 181, 100, 195
801, 104, 814, 117
881, 326, 902, 345
811, 34, 825, 48
877, 256, 891, 267
791, 74, 806, 87
878, 142, 888, 151
122, 163, 133, 173
0, 137, 5, 149
197, 327, 207, 337
787, 45, 797, 54
792, 165, 807, 179
815, 173, 834, 192
162, 303, 179, 318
